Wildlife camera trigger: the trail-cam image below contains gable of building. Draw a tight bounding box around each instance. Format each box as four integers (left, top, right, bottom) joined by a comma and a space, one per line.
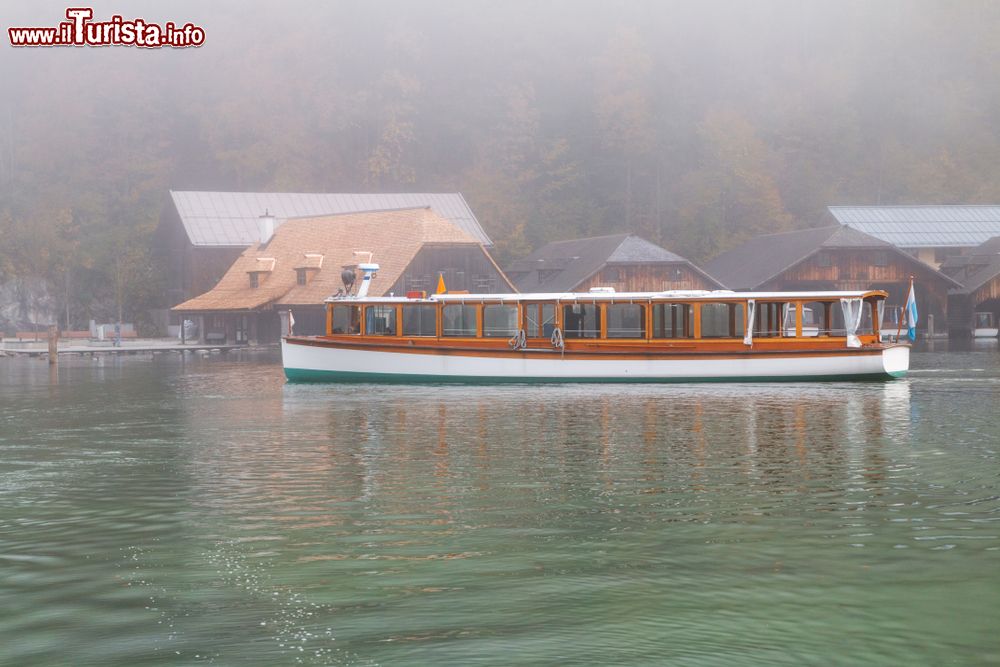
705, 224, 960, 291
507, 233, 715, 292
941, 236, 1000, 295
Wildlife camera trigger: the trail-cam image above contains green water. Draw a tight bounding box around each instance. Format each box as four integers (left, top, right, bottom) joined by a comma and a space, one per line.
0, 345, 997, 666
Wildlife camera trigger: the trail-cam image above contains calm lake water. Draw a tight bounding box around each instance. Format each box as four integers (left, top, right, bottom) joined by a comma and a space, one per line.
1, 344, 998, 666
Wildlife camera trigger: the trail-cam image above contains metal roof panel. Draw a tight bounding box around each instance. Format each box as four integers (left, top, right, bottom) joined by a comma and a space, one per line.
829, 205, 1000, 247
171, 191, 492, 247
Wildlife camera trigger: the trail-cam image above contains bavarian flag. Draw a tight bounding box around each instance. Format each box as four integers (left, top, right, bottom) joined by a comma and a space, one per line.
905, 281, 918, 342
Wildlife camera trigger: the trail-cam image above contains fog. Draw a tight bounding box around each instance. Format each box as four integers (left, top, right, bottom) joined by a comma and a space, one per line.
1, 1, 997, 320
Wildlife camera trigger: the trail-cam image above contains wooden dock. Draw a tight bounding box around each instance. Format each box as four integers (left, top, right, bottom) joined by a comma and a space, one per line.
0, 343, 256, 358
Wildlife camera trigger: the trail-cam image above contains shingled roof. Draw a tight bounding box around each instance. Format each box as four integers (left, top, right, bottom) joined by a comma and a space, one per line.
172, 208, 484, 312
170, 190, 491, 246
506, 233, 720, 292
940, 236, 1000, 294
704, 225, 961, 290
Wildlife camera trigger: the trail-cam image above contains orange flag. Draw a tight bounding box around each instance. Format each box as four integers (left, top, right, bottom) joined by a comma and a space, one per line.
435, 273, 447, 294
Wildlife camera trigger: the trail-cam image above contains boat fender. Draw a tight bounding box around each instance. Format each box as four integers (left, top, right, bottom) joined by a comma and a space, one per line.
550, 327, 564, 350
508, 329, 526, 350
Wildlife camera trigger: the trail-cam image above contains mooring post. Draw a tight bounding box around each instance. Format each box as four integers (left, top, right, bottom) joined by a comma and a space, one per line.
48, 324, 58, 365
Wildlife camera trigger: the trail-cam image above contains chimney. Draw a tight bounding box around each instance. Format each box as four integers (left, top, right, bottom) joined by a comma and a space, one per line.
258, 209, 276, 244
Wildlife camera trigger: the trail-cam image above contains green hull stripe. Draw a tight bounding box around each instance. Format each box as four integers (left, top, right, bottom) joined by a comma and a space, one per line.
285, 367, 903, 384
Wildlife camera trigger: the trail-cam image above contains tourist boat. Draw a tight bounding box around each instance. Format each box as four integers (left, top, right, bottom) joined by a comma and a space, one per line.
281, 264, 908, 383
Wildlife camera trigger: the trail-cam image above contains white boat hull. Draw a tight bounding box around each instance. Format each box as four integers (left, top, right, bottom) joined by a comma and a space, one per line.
973, 328, 999, 338
282, 339, 909, 383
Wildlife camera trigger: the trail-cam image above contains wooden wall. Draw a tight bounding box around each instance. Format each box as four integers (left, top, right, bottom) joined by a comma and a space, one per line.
155, 203, 246, 309
389, 245, 513, 294
761, 249, 953, 328
577, 263, 719, 293
970, 275, 1000, 307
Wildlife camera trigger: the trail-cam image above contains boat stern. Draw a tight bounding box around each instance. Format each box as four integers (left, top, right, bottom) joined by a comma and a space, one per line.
881, 344, 910, 378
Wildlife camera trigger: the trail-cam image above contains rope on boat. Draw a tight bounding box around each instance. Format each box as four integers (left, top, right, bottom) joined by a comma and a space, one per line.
550, 327, 564, 353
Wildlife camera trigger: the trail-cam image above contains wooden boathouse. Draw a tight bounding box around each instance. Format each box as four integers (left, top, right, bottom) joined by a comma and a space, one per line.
171, 207, 513, 345
941, 236, 1000, 337
504, 234, 723, 293
155, 190, 493, 308
704, 225, 961, 336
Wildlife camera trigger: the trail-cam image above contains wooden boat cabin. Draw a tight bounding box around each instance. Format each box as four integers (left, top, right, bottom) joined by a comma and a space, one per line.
283, 287, 907, 382
319, 289, 889, 351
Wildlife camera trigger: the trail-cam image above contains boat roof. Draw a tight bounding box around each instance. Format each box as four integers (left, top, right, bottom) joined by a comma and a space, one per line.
325, 289, 888, 304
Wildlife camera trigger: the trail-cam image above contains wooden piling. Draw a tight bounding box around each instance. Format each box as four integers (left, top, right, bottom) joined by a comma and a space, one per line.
48, 325, 58, 365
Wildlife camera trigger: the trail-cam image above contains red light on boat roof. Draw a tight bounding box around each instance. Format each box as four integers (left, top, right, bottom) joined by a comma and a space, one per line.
406, 290, 427, 299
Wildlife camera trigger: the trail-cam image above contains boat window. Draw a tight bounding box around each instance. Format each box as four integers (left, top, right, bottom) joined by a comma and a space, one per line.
829, 302, 847, 336
606, 303, 645, 338
859, 301, 874, 335
801, 301, 828, 336
753, 302, 792, 338
700, 303, 744, 338
562, 303, 601, 339
330, 305, 361, 335
781, 303, 798, 336
524, 304, 541, 337
364, 305, 397, 336
402, 304, 437, 337
442, 304, 477, 337
651, 303, 692, 338
483, 305, 518, 337
524, 303, 556, 337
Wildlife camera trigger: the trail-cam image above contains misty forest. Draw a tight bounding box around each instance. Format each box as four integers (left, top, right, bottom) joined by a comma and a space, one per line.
2, 0, 1000, 329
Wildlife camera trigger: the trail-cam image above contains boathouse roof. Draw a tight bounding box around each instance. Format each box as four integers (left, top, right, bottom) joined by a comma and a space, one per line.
829, 205, 1000, 249
506, 234, 721, 293
704, 225, 962, 291
939, 236, 1000, 294
172, 207, 495, 312
170, 190, 491, 247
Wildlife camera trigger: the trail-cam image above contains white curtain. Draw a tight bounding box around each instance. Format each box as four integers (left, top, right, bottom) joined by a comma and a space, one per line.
781, 302, 794, 335
743, 299, 756, 346
876, 300, 885, 338
840, 298, 864, 348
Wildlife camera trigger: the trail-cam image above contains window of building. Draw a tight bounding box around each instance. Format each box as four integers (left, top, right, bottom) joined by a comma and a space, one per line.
700, 303, 744, 338
249, 272, 259, 288
935, 247, 961, 263
472, 275, 498, 293
562, 303, 601, 339
365, 305, 397, 336
296, 269, 307, 285
605, 267, 620, 281
537, 269, 560, 284
331, 305, 361, 335
442, 304, 477, 337
873, 251, 889, 267
483, 305, 518, 337
402, 305, 437, 336
817, 252, 832, 268
651, 303, 692, 338
606, 303, 645, 338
